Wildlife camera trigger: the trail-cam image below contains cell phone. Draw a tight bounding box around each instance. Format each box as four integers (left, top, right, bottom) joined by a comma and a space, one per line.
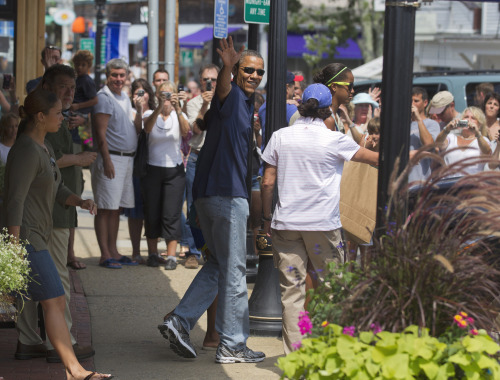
457, 120, 469, 128
161, 91, 171, 99
206, 79, 212, 92
178, 84, 184, 93
137, 89, 145, 97
2, 74, 12, 90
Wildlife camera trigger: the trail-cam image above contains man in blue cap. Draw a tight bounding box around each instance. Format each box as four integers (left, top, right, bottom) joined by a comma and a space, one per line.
260, 83, 379, 354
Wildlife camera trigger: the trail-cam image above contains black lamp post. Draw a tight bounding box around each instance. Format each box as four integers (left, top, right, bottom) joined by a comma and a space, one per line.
94, 0, 106, 89
375, 0, 419, 232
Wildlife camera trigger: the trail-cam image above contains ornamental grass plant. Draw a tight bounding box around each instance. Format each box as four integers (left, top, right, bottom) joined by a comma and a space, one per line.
0, 229, 30, 316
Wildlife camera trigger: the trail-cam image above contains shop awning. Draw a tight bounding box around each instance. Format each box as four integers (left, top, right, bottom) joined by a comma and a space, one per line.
179, 26, 244, 48
287, 34, 362, 60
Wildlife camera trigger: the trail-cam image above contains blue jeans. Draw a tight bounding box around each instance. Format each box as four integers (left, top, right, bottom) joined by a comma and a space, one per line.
181, 153, 201, 257
174, 196, 250, 350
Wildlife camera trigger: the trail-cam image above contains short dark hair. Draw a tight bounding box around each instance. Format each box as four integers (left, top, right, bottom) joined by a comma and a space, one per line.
297, 99, 332, 120
199, 63, 220, 78
476, 82, 494, 95
72, 50, 94, 67
42, 64, 76, 88
412, 87, 429, 102
153, 68, 169, 80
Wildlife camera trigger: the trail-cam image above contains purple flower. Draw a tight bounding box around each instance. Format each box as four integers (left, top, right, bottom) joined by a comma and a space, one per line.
370, 322, 382, 334
291, 341, 302, 350
336, 241, 345, 249
343, 326, 356, 337
286, 266, 295, 273
314, 243, 321, 255
298, 311, 313, 335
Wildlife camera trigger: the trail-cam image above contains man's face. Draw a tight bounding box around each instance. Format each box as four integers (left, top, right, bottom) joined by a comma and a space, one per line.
107, 68, 127, 94
47, 74, 76, 110
412, 94, 428, 114
286, 83, 294, 100
294, 81, 303, 98
42, 47, 61, 69
153, 72, 169, 89
234, 56, 264, 97
437, 103, 454, 124
200, 68, 218, 92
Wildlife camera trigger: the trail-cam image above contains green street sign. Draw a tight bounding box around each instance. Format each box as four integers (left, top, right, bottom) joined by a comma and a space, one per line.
244, 0, 270, 24
80, 38, 95, 54
180, 50, 193, 68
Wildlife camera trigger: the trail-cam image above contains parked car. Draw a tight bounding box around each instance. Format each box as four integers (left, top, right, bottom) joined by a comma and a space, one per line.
354, 70, 500, 111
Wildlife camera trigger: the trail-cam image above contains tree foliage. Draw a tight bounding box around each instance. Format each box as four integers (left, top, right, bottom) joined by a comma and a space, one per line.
288, 0, 384, 70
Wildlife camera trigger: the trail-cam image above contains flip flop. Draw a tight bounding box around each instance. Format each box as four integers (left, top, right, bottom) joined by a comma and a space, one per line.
117, 256, 139, 266
67, 260, 86, 270
99, 258, 122, 269
83, 372, 114, 380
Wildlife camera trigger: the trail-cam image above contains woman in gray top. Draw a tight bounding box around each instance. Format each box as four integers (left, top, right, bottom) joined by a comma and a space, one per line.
4, 89, 111, 380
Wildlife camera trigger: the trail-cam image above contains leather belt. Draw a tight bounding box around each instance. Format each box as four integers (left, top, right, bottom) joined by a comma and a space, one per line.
108, 150, 135, 157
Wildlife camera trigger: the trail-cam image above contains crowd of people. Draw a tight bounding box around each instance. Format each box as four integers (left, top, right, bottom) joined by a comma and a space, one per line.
1, 37, 499, 378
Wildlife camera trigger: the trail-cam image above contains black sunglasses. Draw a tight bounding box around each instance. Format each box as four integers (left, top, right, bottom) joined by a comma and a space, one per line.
242, 67, 265, 76
50, 157, 58, 181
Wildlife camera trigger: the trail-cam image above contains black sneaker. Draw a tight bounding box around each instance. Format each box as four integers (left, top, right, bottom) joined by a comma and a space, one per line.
215, 343, 265, 364
164, 259, 177, 270
147, 254, 160, 267
158, 315, 196, 358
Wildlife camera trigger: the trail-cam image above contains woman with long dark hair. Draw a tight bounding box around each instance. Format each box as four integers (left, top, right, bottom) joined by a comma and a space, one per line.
482, 92, 500, 141
4, 88, 111, 380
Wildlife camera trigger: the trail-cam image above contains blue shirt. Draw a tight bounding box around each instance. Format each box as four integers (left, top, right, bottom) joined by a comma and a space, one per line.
258, 101, 298, 150
193, 82, 253, 200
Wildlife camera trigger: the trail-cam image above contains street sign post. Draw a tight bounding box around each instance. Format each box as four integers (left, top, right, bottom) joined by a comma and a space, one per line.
180, 50, 193, 67
214, 0, 228, 39
244, 0, 270, 24
80, 38, 95, 54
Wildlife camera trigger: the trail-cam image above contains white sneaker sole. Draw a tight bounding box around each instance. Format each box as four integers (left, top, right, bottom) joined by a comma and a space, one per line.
158, 322, 197, 358
215, 356, 265, 364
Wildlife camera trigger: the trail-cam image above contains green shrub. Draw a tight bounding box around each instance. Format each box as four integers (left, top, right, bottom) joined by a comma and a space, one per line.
277, 324, 500, 380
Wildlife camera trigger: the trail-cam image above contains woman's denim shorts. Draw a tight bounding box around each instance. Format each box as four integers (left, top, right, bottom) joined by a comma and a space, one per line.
23, 244, 64, 302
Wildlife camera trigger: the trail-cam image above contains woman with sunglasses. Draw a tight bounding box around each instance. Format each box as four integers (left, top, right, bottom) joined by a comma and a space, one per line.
313, 63, 355, 133
4, 88, 111, 380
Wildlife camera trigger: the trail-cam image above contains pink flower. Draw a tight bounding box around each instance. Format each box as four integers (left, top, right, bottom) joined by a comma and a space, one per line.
470, 329, 479, 336
370, 323, 382, 334
321, 321, 329, 328
343, 326, 356, 336
291, 341, 302, 350
467, 317, 474, 324
298, 311, 312, 335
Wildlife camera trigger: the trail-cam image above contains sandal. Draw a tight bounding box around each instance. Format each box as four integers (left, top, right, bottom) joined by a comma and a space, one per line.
67, 260, 86, 270
117, 256, 139, 266
83, 372, 114, 380
98, 258, 122, 269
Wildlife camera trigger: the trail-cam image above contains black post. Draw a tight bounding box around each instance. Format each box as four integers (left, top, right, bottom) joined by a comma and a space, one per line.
247, 23, 259, 51
94, 0, 106, 89
248, 0, 287, 337
211, 36, 221, 66
375, 0, 418, 233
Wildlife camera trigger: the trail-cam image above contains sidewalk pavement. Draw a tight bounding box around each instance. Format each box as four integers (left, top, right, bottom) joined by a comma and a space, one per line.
0, 170, 284, 380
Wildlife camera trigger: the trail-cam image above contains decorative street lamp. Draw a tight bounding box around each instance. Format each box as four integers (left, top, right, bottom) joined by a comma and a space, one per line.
94, 0, 106, 89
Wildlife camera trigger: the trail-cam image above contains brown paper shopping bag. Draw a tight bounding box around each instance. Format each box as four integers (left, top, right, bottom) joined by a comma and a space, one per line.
340, 161, 378, 244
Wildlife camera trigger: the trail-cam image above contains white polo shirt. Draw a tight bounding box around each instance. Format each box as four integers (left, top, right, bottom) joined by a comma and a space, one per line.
262, 117, 360, 231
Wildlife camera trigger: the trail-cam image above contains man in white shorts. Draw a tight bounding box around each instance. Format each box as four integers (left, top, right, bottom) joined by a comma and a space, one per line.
91, 58, 141, 268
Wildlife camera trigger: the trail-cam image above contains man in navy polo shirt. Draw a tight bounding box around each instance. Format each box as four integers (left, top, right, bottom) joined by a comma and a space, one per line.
159, 37, 266, 364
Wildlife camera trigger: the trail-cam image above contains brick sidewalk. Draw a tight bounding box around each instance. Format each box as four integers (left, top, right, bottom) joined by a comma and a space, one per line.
0, 269, 94, 380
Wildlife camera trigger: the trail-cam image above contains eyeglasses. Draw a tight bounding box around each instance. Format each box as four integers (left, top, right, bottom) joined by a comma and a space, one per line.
49, 157, 58, 181
46, 45, 61, 51
242, 67, 265, 76
202, 77, 217, 82
331, 82, 354, 92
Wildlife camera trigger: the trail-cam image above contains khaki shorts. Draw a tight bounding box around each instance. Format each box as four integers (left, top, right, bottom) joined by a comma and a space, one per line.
90, 153, 134, 210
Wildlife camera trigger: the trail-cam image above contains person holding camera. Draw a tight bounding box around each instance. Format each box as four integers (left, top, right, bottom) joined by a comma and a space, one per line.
141, 81, 190, 270
435, 106, 492, 176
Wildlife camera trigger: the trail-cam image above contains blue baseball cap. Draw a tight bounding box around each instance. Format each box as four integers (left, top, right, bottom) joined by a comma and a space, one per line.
302, 84, 332, 108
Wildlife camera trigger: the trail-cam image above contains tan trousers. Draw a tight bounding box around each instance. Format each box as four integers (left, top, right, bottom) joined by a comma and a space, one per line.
16, 228, 76, 349
271, 229, 344, 354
